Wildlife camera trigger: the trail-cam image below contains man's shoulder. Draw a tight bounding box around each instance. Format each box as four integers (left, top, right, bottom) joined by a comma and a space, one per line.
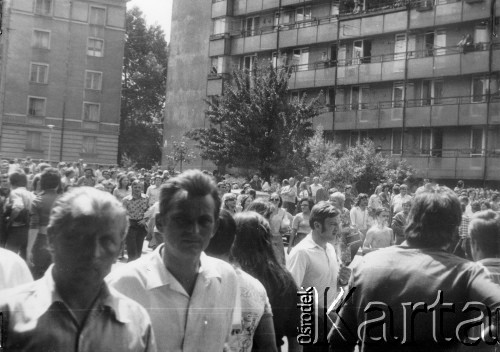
106, 254, 156, 291
203, 255, 238, 280
106, 285, 154, 324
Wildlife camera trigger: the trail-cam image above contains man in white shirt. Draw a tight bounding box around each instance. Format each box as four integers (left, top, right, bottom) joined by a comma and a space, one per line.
287, 201, 351, 352
391, 184, 412, 214
310, 177, 323, 203
107, 170, 240, 352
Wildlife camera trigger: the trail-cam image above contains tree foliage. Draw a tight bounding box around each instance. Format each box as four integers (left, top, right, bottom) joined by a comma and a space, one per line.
119, 7, 169, 168
163, 136, 196, 173
308, 135, 416, 193
187, 61, 323, 178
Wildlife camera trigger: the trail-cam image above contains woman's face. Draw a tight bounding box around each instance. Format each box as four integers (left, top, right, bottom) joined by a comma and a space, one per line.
121, 177, 129, 187
300, 201, 310, 213
269, 194, 280, 207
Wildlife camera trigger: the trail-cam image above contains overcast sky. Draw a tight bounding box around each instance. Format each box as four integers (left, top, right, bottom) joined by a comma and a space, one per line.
127, 0, 173, 41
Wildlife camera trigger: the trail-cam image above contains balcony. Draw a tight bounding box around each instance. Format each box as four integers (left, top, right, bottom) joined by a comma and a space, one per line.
230, 16, 338, 55
334, 95, 499, 130
409, 0, 491, 31
209, 34, 231, 56
207, 74, 227, 96
232, 0, 279, 15
288, 61, 336, 89
212, 0, 231, 18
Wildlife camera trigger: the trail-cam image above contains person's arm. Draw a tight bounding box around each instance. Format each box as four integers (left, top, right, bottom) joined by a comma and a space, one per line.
253, 313, 278, 352
286, 250, 307, 287
362, 228, 374, 254
288, 215, 300, 254
389, 228, 395, 245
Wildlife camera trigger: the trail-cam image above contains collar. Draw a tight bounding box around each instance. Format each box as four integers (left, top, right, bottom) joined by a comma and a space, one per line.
301, 233, 325, 250
144, 245, 222, 292
31, 266, 129, 324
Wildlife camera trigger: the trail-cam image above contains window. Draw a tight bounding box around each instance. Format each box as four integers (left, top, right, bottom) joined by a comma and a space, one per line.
394, 34, 416, 60
431, 128, 443, 157
82, 136, 97, 154
295, 6, 312, 27
30, 63, 49, 84
245, 16, 260, 36
90, 6, 106, 26
26, 132, 42, 150
292, 48, 309, 71
210, 57, 223, 75
434, 29, 446, 56
421, 128, 431, 155
87, 38, 104, 57
28, 97, 46, 116
422, 80, 444, 105
213, 18, 226, 35
83, 102, 100, 121
34, 0, 52, 15
424, 32, 435, 57
350, 131, 368, 147
472, 76, 489, 102
243, 55, 256, 72
351, 86, 370, 110
331, 2, 339, 15
352, 40, 371, 64
471, 128, 484, 156
32, 30, 50, 49
85, 71, 102, 90
393, 83, 405, 107
392, 129, 402, 155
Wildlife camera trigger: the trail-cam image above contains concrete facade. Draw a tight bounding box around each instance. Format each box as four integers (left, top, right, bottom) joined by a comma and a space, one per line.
161, 0, 213, 169
0, 0, 126, 165
165, 0, 500, 182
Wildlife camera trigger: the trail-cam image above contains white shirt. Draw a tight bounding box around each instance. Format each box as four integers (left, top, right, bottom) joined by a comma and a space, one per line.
391, 193, 412, 213
287, 234, 339, 308
106, 245, 240, 352
350, 206, 369, 231
310, 184, 323, 199
0, 248, 33, 291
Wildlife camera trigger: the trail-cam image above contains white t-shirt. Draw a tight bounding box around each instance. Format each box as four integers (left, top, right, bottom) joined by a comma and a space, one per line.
0, 248, 33, 291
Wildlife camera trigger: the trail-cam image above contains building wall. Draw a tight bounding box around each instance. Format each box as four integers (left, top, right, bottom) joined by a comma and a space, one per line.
162, 0, 213, 169
0, 0, 125, 165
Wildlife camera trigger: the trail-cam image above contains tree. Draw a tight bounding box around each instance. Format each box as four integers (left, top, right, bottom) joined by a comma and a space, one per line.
187, 61, 323, 179
163, 136, 196, 173
308, 137, 416, 193
119, 7, 169, 168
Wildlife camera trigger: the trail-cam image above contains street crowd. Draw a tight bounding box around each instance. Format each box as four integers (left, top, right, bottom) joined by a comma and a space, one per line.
0, 156, 500, 351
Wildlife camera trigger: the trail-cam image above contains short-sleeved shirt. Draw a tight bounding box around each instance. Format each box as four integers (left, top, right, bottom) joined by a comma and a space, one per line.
228, 267, 272, 352
146, 184, 161, 206
106, 245, 240, 352
122, 194, 149, 220
0, 267, 156, 352
287, 234, 339, 308
0, 248, 33, 291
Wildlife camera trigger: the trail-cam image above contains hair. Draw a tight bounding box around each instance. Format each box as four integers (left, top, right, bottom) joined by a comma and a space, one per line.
222, 192, 237, 204
457, 180, 464, 188
309, 201, 339, 228
159, 169, 221, 220
117, 174, 129, 190
47, 187, 128, 243
9, 169, 27, 188
330, 191, 345, 202
299, 182, 308, 191
469, 210, 500, 257
282, 179, 289, 186
64, 168, 75, 178
230, 211, 296, 296
246, 199, 275, 220
355, 193, 369, 206
405, 186, 462, 248
480, 200, 492, 210
205, 209, 236, 256
471, 200, 481, 213
299, 197, 315, 212
269, 193, 283, 208
130, 179, 142, 189
40, 167, 61, 191
374, 207, 390, 217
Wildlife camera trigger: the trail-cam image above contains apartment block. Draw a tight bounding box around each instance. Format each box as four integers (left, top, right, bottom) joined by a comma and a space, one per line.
0, 0, 126, 165
166, 0, 500, 182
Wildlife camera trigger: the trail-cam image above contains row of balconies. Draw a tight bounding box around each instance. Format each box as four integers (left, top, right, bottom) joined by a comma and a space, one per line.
334, 95, 500, 130
395, 153, 500, 180
207, 45, 500, 94
213, 0, 496, 19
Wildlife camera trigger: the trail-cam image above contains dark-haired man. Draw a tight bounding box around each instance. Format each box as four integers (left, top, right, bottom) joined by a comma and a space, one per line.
470, 210, 500, 284
107, 170, 240, 352
0, 187, 155, 351
330, 186, 500, 351
288, 201, 351, 352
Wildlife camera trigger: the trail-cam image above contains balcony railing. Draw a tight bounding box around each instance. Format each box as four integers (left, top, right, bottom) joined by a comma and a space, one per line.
336, 94, 499, 111
340, 0, 409, 15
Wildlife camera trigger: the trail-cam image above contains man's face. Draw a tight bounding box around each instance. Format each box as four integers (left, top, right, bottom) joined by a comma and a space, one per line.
329, 197, 342, 209
225, 199, 236, 210
400, 186, 407, 195
157, 193, 216, 261
313, 177, 319, 185
103, 172, 110, 180
155, 177, 163, 186
317, 216, 340, 242
345, 187, 351, 194
218, 184, 226, 194
253, 175, 259, 181
289, 177, 295, 186
85, 170, 92, 178
51, 210, 125, 285
378, 211, 390, 226
360, 198, 368, 207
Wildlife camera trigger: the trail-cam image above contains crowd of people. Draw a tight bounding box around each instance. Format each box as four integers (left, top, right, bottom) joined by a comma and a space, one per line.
0, 158, 500, 351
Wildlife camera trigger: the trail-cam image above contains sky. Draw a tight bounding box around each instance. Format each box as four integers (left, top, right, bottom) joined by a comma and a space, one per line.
127, 0, 173, 41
